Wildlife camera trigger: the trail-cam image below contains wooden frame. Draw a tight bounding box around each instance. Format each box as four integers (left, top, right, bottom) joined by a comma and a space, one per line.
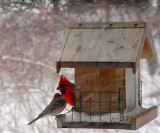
56, 106, 158, 130
57, 61, 135, 73
58, 121, 132, 129
68, 22, 146, 29
131, 106, 158, 130
145, 28, 157, 63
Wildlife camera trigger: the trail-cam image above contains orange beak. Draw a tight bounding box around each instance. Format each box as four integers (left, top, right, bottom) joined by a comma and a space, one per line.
56, 86, 62, 91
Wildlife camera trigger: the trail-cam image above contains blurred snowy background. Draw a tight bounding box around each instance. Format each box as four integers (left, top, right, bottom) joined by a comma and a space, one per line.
0, 0, 159, 133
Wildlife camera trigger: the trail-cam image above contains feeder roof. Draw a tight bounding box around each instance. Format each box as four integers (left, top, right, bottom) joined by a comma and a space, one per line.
57, 22, 157, 73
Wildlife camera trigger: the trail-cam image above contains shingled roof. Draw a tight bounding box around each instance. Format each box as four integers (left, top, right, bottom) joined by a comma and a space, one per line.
57, 22, 157, 73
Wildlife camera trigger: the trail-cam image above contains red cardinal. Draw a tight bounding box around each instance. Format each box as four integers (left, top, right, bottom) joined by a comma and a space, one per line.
56, 75, 75, 106
27, 93, 66, 125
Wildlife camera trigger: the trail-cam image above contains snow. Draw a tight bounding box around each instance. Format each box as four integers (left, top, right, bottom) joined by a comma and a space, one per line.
32, 9, 40, 14
2, 55, 54, 71
123, 106, 146, 123
63, 111, 121, 123
62, 106, 149, 124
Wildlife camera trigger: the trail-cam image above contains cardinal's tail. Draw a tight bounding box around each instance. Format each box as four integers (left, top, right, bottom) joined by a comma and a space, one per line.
27, 113, 44, 125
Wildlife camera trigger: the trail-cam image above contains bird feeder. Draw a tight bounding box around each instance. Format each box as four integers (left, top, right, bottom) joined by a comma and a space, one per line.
56, 22, 158, 130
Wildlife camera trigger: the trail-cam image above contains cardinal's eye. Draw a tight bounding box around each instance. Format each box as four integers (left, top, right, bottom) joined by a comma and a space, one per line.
59, 84, 65, 89
59, 84, 65, 94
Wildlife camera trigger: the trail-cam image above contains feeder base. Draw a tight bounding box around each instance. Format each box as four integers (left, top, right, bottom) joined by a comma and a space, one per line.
56, 106, 158, 130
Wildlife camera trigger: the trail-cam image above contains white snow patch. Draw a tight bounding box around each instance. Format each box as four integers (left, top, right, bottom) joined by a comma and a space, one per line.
32, 9, 40, 14
124, 106, 146, 117
2, 55, 54, 70
62, 106, 150, 124
123, 106, 147, 123
63, 111, 121, 123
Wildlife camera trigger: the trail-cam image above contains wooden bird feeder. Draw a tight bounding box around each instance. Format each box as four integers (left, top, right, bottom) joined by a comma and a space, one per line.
56, 22, 158, 130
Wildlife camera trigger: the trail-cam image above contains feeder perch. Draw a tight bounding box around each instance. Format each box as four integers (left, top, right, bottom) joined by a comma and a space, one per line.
56, 22, 158, 130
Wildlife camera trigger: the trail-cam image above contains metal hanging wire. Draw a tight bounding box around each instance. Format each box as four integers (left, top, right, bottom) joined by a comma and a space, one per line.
105, 0, 110, 23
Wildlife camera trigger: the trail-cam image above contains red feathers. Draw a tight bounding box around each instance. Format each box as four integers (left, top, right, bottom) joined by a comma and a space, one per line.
56, 75, 75, 106
59, 75, 69, 85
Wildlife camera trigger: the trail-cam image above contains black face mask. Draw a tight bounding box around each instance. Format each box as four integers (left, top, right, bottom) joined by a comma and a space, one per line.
59, 84, 65, 94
